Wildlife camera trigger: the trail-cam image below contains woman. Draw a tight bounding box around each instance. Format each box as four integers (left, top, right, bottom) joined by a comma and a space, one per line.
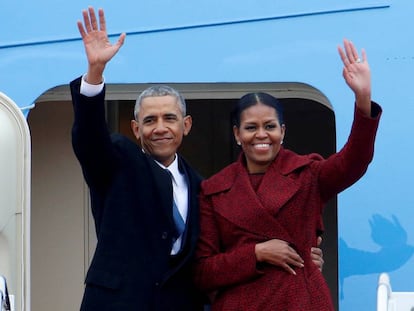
193, 39, 382, 310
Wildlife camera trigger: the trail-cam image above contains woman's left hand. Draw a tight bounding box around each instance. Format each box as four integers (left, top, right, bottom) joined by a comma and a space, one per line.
338, 39, 371, 115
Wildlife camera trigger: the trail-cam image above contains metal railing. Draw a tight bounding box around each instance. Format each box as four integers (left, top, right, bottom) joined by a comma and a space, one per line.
0, 275, 11, 311
377, 272, 414, 311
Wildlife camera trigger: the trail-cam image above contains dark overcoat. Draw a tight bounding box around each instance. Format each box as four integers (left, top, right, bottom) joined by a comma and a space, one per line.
194, 103, 381, 311
70, 77, 204, 311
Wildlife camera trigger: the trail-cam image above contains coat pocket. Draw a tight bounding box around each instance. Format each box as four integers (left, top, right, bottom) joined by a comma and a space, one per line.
85, 268, 122, 290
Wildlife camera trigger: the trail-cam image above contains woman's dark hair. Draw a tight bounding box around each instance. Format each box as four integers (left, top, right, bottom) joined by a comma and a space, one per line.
231, 92, 284, 127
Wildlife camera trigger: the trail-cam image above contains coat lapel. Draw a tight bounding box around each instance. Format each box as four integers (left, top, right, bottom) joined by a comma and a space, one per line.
145, 154, 176, 234
177, 156, 201, 248
256, 156, 302, 216
210, 163, 294, 243
204, 149, 311, 244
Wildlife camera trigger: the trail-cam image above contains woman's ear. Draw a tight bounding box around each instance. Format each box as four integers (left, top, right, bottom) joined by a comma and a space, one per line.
233, 125, 241, 145
281, 124, 286, 144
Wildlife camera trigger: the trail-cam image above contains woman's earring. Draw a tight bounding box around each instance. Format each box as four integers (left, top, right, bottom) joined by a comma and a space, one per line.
280, 140, 284, 145
237, 141, 241, 146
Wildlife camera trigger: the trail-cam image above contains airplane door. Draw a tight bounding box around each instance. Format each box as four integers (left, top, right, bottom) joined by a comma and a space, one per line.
0, 92, 31, 311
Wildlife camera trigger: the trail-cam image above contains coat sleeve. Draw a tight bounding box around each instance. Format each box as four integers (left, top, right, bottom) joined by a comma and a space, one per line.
193, 190, 262, 292
318, 102, 382, 202
70, 76, 119, 190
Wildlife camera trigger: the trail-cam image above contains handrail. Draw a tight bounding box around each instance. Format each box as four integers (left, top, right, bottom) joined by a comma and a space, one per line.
377, 273, 391, 311
0, 275, 11, 311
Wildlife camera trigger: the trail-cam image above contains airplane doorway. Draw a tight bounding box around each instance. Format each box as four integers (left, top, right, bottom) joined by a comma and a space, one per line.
28, 82, 337, 311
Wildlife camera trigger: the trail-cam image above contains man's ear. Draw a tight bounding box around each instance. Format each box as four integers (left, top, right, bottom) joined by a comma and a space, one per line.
183, 115, 192, 136
131, 120, 141, 141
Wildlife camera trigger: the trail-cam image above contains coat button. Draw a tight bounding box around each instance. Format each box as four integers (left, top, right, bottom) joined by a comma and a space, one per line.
161, 231, 168, 239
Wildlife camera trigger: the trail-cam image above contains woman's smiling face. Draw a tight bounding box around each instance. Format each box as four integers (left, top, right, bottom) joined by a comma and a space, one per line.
233, 102, 285, 174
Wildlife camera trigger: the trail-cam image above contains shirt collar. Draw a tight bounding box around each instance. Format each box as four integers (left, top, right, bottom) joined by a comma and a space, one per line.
154, 154, 180, 184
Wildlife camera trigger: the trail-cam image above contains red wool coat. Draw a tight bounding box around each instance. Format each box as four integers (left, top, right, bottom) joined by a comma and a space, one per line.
194, 104, 381, 311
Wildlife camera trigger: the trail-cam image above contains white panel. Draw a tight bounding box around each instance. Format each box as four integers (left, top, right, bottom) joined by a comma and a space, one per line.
0, 92, 31, 311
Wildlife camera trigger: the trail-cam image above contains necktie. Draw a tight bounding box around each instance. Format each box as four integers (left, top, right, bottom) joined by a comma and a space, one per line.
166, 170, 185, 241
172, 196, 185, 239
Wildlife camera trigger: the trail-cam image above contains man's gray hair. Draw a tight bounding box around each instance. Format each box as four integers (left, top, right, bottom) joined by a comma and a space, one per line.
134, 85, 187, 120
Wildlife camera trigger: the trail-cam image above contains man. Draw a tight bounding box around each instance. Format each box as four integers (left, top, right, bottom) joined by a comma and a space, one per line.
71, 7, 204, 310
70, 7, 324, 311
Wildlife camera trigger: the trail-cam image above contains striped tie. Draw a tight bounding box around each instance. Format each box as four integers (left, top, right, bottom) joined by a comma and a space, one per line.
166, 170, 185, 240
172, 197, 185, 239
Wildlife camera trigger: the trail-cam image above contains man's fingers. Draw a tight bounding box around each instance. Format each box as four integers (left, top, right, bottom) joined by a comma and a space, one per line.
77, 21, 86, 39
88, 7, 98, 31
311, 247, 323, 257
82, 9, 92, 33
98, 8, 106, 32
317, 236, 322, 247
116, 33, 127, 48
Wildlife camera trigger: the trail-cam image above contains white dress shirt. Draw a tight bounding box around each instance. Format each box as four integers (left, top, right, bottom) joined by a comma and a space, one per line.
80, 74, 104, 97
